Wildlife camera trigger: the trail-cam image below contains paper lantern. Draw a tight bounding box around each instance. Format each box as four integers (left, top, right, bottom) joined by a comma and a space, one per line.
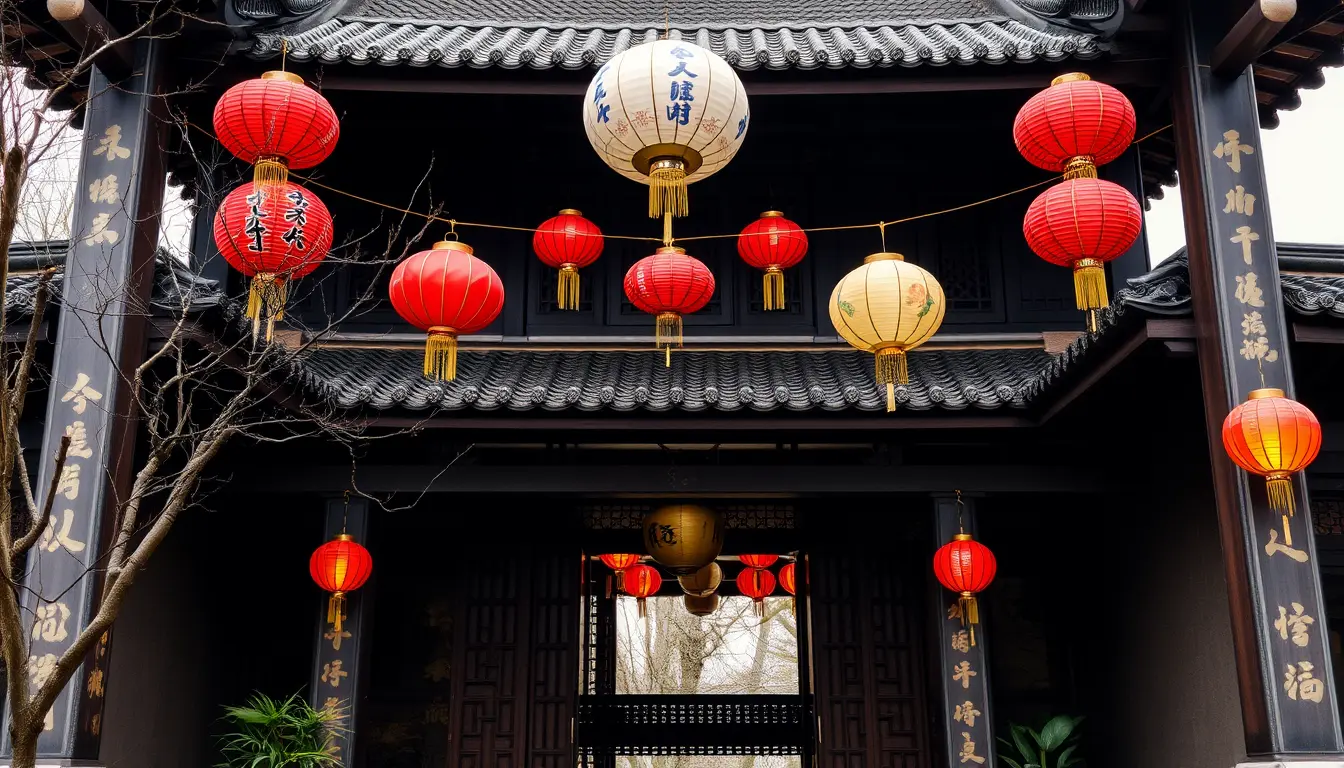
829, 253, 946, 412
1013, 73, 1136, 179
600, 553, 641, 591
933, 533, 997, 645
684, 592, 720, 617
624, 246, 715, 366
643, 504, 724, 575
583, 40, 749, 218
213, 71, 340, 187
309, 534, 373, 634
736, 567, 776, 617
388, 240, 504, 381
624, 563, 663, 618
1223, 388, 1322, 539
738, 211, 808, 311
739, 554, 778, 570
213, 181, 333, 342
1023, 178, 1143, 331
678, 562, 723, 597
533, 209, 603, 310
779, 562, 797, 596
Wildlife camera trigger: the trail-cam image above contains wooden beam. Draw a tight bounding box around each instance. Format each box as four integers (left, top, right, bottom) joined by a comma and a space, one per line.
1212, 0, 1298, 77
1293, 322, 1344, 344
46, 0, 134, 81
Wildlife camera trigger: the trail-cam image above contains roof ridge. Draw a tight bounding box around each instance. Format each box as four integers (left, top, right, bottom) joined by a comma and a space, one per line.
326, 15, 1022, 30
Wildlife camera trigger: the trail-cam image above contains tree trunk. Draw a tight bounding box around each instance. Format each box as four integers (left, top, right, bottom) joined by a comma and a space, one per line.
9, 726, 37, 768
737, 614, 776, 768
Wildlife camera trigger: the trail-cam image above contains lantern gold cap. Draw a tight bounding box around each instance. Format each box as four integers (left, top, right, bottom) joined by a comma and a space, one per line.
558, 208, 583, 216
335, 533, 355, 542
657, 245, 687, 255
864, 252, 906, 264
262, 70, 305, 84
953, 533, 973, 542
760, 210, 784, 218
1051, 72, 1091, 86
1249, 387, 1287, 400
433, 240, 474, 254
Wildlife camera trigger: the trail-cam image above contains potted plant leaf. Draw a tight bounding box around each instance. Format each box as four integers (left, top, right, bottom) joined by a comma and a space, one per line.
218, 692, 345, 768
998, 715, 1084, 768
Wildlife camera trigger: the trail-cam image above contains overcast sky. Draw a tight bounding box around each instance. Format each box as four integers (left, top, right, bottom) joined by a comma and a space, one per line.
1144, 66, 1344, 263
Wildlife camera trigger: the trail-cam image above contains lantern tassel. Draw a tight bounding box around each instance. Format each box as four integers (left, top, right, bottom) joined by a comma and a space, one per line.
638, 597, 648, 620
558, 265, 581, 310
1073, 258, 1109, 313
254, 156, 289, 188
656, 311, 682, 367
245, 273, 288, 344
424, 327, 459, 381
755, 599, 766, 619
1063, 156, 1098, 180
614, 570, 625, 593
875, 347, 908, 413
648, 161, 689, 218
328, 592, 346, 634
764, 268, 785, 311
960, 593, 979, 646
1267, 473, 1296, 517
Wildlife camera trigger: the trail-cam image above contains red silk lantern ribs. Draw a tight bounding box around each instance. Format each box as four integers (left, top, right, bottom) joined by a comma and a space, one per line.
213, 181, 333, 342
739, 554, 779, 569
310, 534, 373, 634
624, 563, 663, 618
1222, 388, 1322, 541
778, 562, 797, 595
599, 553, 641, 591
1013, 73, 1136, 179
623, 246, 715, 367
736, 567, 776, 617
738, 211, 808, 311
389, 240, 505, 382
533, 209, 603, 311
933, 533, 997, 645
213, 71, 340, 188
1023, 178, 1142, 331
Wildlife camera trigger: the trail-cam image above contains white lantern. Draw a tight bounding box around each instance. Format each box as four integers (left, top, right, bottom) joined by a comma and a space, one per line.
582, 40, 750, 219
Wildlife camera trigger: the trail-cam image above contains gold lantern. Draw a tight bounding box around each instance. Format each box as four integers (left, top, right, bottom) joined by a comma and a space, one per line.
678, 562, 723, 597
684, 593, 721, 617
643, 504, 724, 575
829, 252, 946, 412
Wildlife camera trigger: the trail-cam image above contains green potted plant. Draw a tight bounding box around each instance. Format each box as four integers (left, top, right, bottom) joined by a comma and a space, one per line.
218, 692, 345, 768
998, 715, 1083, 768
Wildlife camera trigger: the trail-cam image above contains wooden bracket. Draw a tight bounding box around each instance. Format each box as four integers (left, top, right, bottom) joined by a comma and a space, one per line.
1211, 0, 1298, 77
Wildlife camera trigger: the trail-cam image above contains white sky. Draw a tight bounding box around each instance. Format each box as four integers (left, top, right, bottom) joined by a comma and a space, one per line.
1144, 66, 1344, 264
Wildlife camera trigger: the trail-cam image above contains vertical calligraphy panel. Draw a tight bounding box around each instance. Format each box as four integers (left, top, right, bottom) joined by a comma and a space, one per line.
1173, 0, 1344, 755
1, 42, 166, 762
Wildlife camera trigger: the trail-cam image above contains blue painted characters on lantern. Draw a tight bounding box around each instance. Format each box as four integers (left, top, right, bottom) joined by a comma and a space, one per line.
737, 112, 749, 139
666, 46, 698, 126
593, 62, 612, 124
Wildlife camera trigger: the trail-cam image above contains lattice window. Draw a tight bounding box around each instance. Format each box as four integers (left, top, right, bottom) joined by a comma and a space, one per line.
744, 265, 805, 317
536, 262, 596, 314
938, 249, 994, 313
1313, 496, 1344, 535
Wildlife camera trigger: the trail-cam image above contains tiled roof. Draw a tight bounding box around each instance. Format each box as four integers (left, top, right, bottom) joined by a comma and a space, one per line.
5, 251, 223, 319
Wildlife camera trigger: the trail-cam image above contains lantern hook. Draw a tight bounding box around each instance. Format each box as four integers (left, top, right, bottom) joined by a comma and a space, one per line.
444, 220, 459, 241
954, 489, 965, 535
341, 489, 350, 535
878, 221, 888, 252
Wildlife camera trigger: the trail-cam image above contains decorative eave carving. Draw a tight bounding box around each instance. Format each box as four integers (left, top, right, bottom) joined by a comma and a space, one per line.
222, 0, 355, 37
993, 0, 1126, 38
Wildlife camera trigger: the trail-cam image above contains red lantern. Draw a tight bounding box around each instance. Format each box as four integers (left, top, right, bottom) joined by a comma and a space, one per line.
214, 181, 333, 342
533, 209, 603, 311
1013, 73, 1136, 179
739, 554, 779, 570
738, 211, 808, 311
1223, 388, 1323, 540
389, 240, 505, 382
736, 568, 776, 617
1023, 178, 1142, 331
213, 71, 340, 188
778, 562, 796, 595
623, 246, 715, 366
933, 533, 997, 645
309, 534, 373, 634
624, 563, 663, 618
599, 553, 641, 591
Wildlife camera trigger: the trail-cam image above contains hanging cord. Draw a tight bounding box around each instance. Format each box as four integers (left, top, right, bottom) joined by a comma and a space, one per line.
341, 489, 350, 534
955, 489, 965, 534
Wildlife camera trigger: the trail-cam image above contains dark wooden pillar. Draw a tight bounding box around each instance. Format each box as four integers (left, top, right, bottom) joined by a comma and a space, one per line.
1, 41, 166, 764
309, 496, 374, 766
931, 495, 995, 768
1173, 0, 1344, 757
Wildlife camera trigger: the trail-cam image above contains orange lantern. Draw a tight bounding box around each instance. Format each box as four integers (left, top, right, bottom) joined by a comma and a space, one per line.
736, 568, 776, 617
309, 534, 374, 633
739, 554, 778, 569
1222, 388, 1323, 543
599, 553, 641, 591
624, 564, 663, 618
779, 562, 796, 595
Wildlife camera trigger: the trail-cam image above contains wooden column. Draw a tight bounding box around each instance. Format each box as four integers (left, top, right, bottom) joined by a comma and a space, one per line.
931, 495, 995, 768
1, 41, 166, 764
1173, 0, 1344, 757
309, 496, 374, 766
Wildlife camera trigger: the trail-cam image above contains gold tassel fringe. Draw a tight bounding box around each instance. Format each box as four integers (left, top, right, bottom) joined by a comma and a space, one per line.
245, 274, 288, 344
764, 268, 785, 311
648, 163, 689, 218
615, 570, 625, 594
424, 328, 459, 381
254, 156, 289, 188
755, 599, 766, 619
960, 593, 979, 646
656, 311, 682, 368
328, 592, 346, 634
1063, 156, 1098, 180
638, 597, 648, 620
558, 265, 581, 310
875, 347, 908, 413
1073, 259, 1109, 311
1268, 474, 1296, 517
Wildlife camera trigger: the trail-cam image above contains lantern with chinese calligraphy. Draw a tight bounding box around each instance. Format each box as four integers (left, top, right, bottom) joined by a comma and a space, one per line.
738, 212, 808, 311
213, 181, 333, 342
213, 71, 340, 188
533, 209, 604, 310
309, 534, 373, 634
678, 562, 723, 597
388, 240, 505, 381
829, 253, 946, 412
624, 563, 663, 618
1222, 388, 1322, 537
933, 533, 997, 645
684, 592, 720, 617
1013, 73, 1136, 181
739, 554, 778, 570
582, 40, 749, 218
736, 567, 776, 617
599, 553, 641, 592
643, 504, 724, 575
1023, 178, 1143, 332
624, 246, 716, 366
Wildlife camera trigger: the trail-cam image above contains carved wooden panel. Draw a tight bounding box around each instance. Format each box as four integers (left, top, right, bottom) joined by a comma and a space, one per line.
527, 553, 579, 768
